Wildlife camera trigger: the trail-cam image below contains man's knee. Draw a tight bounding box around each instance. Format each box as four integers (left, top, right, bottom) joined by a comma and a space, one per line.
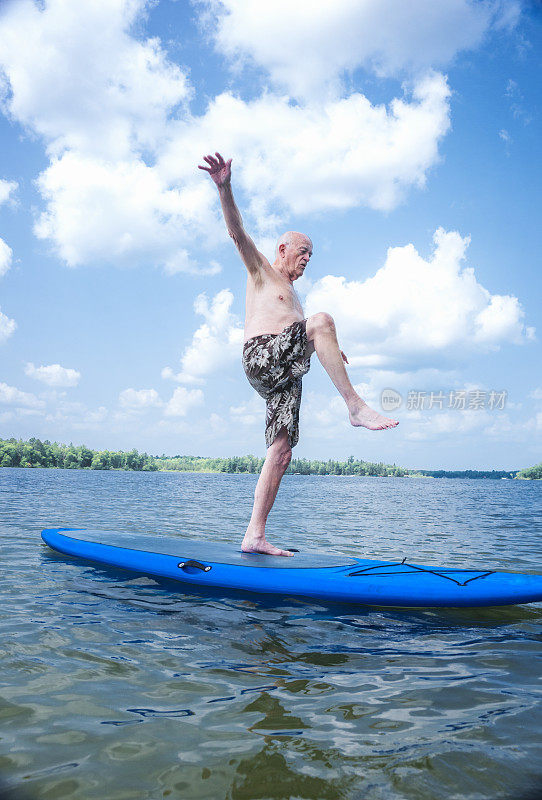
307, 311, 335, 337
268, 433, 292, 469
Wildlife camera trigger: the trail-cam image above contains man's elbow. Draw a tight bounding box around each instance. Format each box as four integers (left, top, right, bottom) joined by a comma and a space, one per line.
227, 227, 243, 246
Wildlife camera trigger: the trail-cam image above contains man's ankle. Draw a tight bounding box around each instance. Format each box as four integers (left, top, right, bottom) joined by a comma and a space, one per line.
346, 393, 364, 410
243, 529, 265, 541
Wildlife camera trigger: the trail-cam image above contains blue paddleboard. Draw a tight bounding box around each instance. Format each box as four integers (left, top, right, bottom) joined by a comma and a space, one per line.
41, 528, 542, 608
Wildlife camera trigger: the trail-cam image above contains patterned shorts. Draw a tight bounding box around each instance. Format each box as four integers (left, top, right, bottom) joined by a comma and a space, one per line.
242, 319, 311, 448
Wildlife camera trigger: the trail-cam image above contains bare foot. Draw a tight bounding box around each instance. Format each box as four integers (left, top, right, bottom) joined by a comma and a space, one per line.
241, 532, 293, 557
349, 400, 399, 430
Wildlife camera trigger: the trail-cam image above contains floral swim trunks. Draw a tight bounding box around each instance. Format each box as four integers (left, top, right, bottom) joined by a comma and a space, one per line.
242, 319, 311, 448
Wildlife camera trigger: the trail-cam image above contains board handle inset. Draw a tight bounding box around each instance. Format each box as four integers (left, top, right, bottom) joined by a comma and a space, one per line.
178, 559, 212, 573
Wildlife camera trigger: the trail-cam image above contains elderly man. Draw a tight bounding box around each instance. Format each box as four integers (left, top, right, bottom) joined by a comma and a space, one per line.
199, 152, 398, 556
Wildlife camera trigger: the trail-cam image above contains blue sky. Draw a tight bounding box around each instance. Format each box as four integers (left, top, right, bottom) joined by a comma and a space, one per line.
0, 0, 540, 469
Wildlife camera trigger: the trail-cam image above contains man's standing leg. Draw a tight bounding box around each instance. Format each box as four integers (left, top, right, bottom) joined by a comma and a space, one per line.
241, 428, 294, 556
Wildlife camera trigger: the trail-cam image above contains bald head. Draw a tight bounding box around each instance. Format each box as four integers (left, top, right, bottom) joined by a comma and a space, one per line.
275, 231, 312, 258
275, 231, 313, 281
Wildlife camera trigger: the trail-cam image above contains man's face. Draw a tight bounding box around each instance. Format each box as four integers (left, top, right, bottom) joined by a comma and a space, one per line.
286, 236, 312, 280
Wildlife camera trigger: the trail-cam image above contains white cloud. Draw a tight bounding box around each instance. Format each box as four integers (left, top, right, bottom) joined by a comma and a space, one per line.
475, 294, 535, 344
209, 412, 225, 432
200, 0, 520, 100
163, 289, 244, 383
0, 179, 17, 205
85, 406, 108, 424
0, 309, 16, 343
0, 385, 107, 429
505, 77, 531, 126
34, 151, 221, 269
0, 408, 42, 421
161, 367, 202, 385
0, 0, 222, 274
164, 386, 205, 417
0, 382, 44, 408
0, 0, 458, 268
0, 0, 523, 277
31, 72, 453, 262
229, 395, 265, 427
304, 228, 534, 368
404, 408, 490, 441
300, 391, 349, 440
25, 361, 81, 387
44, 399, 108, 427
0, 228, 15, 338
119, 388, 162, 409
157, 418, 191, 434
164, 257, 222, 278
0, 238, 13, 278
406, 404, 542, 444
499, 128, 512, 145
161, 73, 451, 230
0, 0, 191, 159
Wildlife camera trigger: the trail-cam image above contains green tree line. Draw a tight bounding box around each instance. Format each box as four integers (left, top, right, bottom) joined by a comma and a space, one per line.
516, 463, 542, 480
156, 454, 266, 473
413, 469, 517, 479
0, 437, 535, 477
289, 455, 407, 477
0, 437, 157, 471
0, 437, 404, 476
154, 453, 407, 476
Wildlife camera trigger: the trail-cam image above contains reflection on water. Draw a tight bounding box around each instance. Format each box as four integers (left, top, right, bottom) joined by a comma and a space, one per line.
1, 467, 541, 799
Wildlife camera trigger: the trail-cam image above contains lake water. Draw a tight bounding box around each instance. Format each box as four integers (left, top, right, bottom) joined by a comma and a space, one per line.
1, 467, 541, 800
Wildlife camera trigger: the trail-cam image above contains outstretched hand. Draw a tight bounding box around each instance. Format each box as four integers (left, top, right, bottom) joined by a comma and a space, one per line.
198, 152, 232, 188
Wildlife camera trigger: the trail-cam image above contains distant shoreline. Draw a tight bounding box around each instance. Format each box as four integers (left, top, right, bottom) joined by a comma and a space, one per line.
0, 464, 535, 478
1, 465, 538, 479
1, 436, 538, 478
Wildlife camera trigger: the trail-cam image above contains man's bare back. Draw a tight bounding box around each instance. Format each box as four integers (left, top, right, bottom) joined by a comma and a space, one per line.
198, 151, 398, 557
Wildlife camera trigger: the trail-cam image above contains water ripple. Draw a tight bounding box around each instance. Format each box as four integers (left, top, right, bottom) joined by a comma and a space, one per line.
1, 468, 541, 799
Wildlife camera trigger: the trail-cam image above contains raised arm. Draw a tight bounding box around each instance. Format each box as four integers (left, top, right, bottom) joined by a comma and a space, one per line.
198, 152, 266, 280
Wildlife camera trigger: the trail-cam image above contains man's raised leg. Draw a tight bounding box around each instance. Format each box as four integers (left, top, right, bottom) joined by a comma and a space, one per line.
242, 428, 294, 557
306, 312, 398, 430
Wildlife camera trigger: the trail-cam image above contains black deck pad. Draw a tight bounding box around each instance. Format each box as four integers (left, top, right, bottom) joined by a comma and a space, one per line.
60, 530, 358, 569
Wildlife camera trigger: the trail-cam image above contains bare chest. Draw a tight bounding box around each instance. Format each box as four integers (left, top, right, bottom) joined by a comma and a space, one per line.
245, 272, 304, 338
247, 276, 302, 312
272, 282, 303, 312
